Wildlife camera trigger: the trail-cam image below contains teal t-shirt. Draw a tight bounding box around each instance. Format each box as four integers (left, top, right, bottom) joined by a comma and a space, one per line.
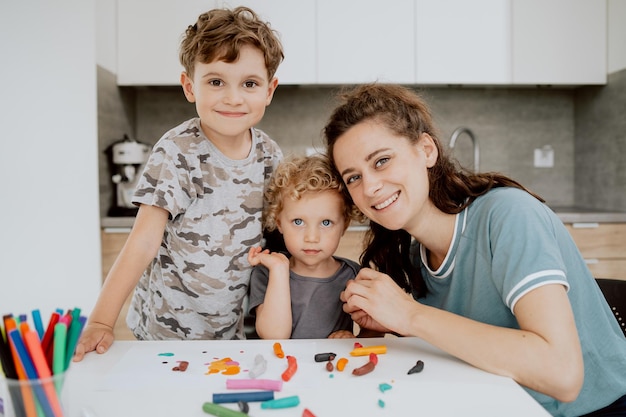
416, 187, 626, 417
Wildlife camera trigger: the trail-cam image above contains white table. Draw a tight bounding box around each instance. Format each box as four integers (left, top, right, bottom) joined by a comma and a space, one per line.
66, 337, 550, 417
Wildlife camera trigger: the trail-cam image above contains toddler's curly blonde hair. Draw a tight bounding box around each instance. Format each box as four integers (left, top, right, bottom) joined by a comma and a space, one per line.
263, 154, 364, 232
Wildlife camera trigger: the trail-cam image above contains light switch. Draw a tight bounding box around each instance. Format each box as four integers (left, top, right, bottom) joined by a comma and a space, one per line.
534, 145, 554, 168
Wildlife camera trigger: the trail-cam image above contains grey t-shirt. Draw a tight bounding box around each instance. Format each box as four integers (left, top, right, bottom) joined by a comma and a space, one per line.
248, 256, 358, 339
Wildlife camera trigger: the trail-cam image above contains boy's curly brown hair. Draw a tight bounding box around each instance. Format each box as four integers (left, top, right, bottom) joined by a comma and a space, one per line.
263, 155, 364, 232
179, 6, 284, 80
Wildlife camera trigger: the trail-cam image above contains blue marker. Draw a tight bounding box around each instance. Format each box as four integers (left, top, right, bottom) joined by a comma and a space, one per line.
8, 329, 56, 417
32, 309, 45, 340
212, 391, 274, 404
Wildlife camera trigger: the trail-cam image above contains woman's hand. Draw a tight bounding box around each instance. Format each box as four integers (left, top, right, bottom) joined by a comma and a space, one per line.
342, 268, 418, 336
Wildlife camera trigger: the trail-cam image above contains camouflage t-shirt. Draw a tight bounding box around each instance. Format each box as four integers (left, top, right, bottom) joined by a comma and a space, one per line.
126, 117, 283, 340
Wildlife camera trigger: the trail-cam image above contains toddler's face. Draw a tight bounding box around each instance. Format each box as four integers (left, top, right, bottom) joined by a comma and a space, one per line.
277, 190, 347, 273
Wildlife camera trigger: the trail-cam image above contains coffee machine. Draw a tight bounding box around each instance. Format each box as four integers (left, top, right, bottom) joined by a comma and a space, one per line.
107, 134, 150, 216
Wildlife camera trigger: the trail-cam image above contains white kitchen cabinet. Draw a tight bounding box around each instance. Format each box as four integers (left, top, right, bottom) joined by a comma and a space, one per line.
117, 0, 607, 86
117, 0, 314, 86
415, 0, 511, 85
117, 0, 217, 85
234, 0, 317, 84
512, 0, 607, 85
317, 0, 416, 84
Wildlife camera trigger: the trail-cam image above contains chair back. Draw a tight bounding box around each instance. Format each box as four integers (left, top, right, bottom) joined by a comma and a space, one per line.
596, 278, 626, 337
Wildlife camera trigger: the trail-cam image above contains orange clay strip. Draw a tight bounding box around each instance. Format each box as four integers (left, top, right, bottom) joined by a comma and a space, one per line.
352, 360, 376, 376
336, 357, 348, 372
281, 355, 298, 381
349, 345, 387, 356
273, 342, 285, 358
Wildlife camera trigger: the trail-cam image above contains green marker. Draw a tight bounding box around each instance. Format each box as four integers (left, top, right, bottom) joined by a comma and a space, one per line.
64, 308, 82, 369
53, 322, 67, 374
260, 395, 300, 409
202, 402, 248, 417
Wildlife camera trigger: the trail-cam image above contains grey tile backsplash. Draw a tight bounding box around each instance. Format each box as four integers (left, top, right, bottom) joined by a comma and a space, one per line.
98, 67, 626, 219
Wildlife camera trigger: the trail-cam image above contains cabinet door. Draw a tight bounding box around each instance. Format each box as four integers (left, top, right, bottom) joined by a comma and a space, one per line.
317, 0, 416, 84
117, 0, 217, 86
512, 0, 607, 85
235, 0, 316, 84
416, 0, 511, 85
566, 223, 626, 281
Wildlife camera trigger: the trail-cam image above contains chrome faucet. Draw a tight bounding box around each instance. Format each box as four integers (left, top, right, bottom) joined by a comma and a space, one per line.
449, 127, 479, 172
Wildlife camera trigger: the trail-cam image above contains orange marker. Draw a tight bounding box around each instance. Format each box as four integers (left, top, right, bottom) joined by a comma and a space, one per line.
273, 342, 284, 358
23, 330, 64, 417
349, 345, 387, 356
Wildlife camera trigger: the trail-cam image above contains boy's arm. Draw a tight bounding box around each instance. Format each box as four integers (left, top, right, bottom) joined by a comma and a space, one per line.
73, 204, 169, 361
248, 250, 292, 339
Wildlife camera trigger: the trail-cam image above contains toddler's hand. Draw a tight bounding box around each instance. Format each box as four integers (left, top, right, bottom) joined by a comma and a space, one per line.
328, 330, 355, 339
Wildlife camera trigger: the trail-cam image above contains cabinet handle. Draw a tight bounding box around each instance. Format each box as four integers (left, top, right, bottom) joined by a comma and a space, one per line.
572, 222, 599, 229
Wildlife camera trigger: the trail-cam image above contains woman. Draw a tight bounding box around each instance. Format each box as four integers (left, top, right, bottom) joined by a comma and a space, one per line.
324, 83, 626, 417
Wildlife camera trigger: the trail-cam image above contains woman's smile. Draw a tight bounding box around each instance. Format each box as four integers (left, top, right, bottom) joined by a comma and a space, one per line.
374, 191, 400, 210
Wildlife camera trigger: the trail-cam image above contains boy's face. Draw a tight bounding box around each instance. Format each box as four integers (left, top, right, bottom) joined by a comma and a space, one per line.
180, 44, 278, 144
277, 190, 347, 274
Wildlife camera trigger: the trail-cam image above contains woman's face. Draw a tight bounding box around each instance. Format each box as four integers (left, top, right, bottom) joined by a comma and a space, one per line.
332, 120, 438, 232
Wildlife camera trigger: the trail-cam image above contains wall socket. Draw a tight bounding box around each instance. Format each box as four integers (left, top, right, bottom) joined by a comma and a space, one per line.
534, 145, 554, 168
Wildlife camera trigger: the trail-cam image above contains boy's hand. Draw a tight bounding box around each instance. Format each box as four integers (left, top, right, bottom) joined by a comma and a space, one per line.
72, 322, 115, 362
327, 330, 355, 339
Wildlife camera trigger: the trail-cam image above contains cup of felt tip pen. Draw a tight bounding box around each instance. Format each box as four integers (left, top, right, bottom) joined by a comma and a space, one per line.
1, 308, 85, 417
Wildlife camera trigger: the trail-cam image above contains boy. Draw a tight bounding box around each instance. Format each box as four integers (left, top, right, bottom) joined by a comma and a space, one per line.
247, 155, 366, 339
74, 6, 284, 360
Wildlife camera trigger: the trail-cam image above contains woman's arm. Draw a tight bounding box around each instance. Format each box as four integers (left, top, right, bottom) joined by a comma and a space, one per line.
342, 268, 583, 402
248, 248, 292, 339
73, 204, 168, 361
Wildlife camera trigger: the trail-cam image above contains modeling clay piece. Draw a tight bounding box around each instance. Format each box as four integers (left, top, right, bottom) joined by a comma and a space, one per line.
202, 402, 249, 417
302, 408, 317, 417
408, 360, 424, 374
172, 360, 189, 371
260, 395, 300, 409
226, 378, 283, 391
314, 352, 336, 362
378, 399, 386, 408
353, 342, 363, 349
281, 355, 298, 381
248, 354, 267, 378
237, 401, 249, 414
352, 360, 376, 376
379, 382, 393, 392
349, 345, 387, 356
213, 391, 274, 403
273, 342, 285, 358
325, 360, 334, 372
369, 353, 378, 365
336, 357, 348, 371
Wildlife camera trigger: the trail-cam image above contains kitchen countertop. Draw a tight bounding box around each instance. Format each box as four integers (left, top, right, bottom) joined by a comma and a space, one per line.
101, 207, 626, 230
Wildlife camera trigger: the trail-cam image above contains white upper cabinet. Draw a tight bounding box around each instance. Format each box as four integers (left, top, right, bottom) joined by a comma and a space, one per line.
316, 0, 416, 84
232, 1, 317, 84
512, 0, 607, 85
116, 0, 607, 86
416, 0, 511, 85
117, 0, 217, 86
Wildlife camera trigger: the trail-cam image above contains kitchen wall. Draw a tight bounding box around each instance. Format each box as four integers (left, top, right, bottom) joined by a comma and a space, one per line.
99, 78, 582, 215
97, 0, 626, 217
